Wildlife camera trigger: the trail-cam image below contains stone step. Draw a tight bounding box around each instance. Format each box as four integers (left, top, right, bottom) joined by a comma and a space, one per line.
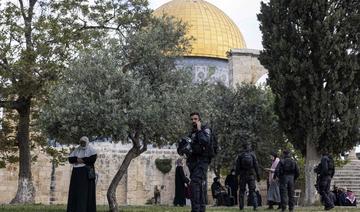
336, 165, 360, 170
333, 171, 360, 176
332, 181, 360, 185
333, 176, 360, 179
330, 160, 360, 194
341, 168, 360, 171
331, 184, 360, 190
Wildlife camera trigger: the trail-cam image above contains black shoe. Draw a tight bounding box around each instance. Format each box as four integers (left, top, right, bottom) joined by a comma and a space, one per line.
267, 206, 274, 210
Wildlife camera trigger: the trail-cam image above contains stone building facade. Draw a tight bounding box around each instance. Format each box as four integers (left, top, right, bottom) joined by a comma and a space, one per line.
229, 49, 268, 86
0, 143, 219, 205
0, 142, 271, 205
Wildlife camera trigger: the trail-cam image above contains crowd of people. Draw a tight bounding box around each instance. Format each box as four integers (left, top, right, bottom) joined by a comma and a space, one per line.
208, 148, 299, 212
64, 112, 357, 212
174, 112, 358, 212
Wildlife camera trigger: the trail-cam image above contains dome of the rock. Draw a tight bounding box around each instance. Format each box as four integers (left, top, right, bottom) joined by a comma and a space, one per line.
154, 0, 246, 59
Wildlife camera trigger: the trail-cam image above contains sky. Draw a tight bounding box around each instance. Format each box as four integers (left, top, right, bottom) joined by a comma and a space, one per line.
149, 0, 267, 50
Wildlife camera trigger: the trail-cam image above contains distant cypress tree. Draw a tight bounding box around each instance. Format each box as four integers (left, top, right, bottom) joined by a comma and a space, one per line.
258, 0, 359, 205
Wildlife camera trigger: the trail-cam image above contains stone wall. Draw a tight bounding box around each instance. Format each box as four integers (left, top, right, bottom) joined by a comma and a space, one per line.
0, 143, 218, 205
228, 48, 268, 87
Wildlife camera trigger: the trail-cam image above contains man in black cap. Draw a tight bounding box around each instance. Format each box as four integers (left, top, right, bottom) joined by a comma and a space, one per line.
236, 143, 260, 211
275, 150, 300, 212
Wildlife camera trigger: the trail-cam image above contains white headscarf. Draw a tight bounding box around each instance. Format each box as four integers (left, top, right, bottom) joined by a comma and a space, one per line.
69, 136, 97, 168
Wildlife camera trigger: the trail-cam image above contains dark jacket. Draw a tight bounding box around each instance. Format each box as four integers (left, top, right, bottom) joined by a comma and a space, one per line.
187, 125, 211, 165
319, 155, 335, 178
235, 149, 260, 179
225, 174, 238, 191
274, 155, 300, 180
211, 181, 224, 198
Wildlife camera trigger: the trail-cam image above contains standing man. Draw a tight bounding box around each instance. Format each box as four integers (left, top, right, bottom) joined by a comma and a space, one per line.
317, 152, 335, 210
225, 169, 238, 205
236, 143, 260, 211
185, 112, 213, 212
275, 150, 299, 212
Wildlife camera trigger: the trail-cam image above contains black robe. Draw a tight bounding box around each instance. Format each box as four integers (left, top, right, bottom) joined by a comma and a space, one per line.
173, 166, 189, 206
67, 154, 97, 212
225, 174, 238, 204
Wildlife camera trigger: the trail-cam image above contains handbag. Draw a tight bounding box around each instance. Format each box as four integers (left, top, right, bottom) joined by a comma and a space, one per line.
86, 166, 96, 180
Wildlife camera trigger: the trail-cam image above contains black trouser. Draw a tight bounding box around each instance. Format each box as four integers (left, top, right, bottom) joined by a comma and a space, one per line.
279, 175, 295, 211
228, 186, 238, 205
189, 160, 208, 212
319, 175, 334, 209
239, 174, 257, 210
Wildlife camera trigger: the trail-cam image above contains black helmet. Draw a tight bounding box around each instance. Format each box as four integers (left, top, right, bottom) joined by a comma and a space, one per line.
177, 137, 192, 157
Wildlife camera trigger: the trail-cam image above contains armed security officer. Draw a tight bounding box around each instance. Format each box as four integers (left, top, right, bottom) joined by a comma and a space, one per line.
236, 143, 260, 211
317, 152, 335, 210
186, 112, 212, 212
275, 150, 299, 212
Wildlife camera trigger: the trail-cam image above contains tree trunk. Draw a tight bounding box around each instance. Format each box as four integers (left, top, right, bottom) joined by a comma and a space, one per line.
107, 147, 140, 212
49, 161, 56, 204
10, 98, 35, 204
304, 139, 320, 206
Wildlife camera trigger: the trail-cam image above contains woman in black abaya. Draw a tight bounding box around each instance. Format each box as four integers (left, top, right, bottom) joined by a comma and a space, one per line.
67, 136, 97, 212
173, 158, 190, 206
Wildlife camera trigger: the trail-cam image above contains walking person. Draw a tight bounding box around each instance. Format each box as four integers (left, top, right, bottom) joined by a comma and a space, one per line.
316, 152, 335, 210
275, 150, 299, 212
174, 158, 190, 206
265, 151, 281, 209
236, 143, 261, 211
67, 136, 97, 212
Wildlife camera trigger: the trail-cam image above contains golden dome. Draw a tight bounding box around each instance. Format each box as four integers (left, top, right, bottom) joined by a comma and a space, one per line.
153, 0, 246, 59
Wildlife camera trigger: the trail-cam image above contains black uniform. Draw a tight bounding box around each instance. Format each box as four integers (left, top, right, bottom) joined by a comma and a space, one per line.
225, 172, 238, 205
318, 154, 335, 210
236, 148, 260, 210
186, 125, 211, 212
275, 154, 299, 212
211, 178, 227, 206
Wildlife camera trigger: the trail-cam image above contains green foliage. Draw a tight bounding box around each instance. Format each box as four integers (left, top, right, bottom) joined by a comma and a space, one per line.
155, 158, 172, 174
258, 0, 360, 155
39, 16, 194, 148
0, 0, 152, 168
206, 83, 287, 177
0, 0, 151, 99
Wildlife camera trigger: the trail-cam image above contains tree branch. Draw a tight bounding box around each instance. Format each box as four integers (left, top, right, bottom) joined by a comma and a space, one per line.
140, 133, 147, 153
0, 59, 11, 72
29, 0, 37, 13
81, 25, 120, 31
18, 0, 27, 20
0, 101, 17, 109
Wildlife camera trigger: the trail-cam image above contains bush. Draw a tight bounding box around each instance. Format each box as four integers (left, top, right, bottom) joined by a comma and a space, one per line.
155, 158, 172, 174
